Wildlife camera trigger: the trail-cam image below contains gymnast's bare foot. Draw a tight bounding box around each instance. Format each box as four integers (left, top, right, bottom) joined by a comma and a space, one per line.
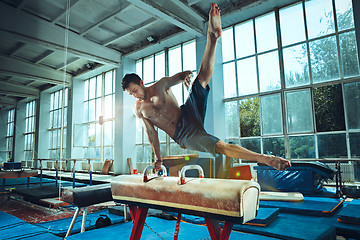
208, 3, 222, 40
263, 155, 291, 171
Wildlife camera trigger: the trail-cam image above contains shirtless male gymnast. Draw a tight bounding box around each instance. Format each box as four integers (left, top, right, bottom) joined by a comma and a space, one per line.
122, 3, 291, 172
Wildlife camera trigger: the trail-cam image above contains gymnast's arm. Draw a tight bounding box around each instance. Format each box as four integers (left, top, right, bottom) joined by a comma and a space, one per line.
133, 103, 162, 168
156, 71, 193, 90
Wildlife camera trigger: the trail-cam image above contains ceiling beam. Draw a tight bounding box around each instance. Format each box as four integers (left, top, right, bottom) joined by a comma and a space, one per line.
0, 80, 39, 96
168, 0, 205, 21
103, 18, 157, 46
128, 0, 204, 37
124, 27, 187, 58
33, 50, 54, 64
0, 89, 38, 98
0, 102, 16, 108
0, 54, 71, 85
55, 57, 80, 70
80, 2, 132, 36
51, 0, 82, 23
0, 103, 16, 108
0, 96, 17, 106
97, 26, 117, 37
9, 42, 26, 56
187, 0, 202, 6
0, 2, 121, 66
221, 0, 268, 19
16, 0, 28, 11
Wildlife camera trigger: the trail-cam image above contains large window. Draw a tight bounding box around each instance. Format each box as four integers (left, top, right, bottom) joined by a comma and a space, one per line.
136, 50, 167, 163
223, 0, 360, 159
24, 101, 36, 164
135, 40, 197, 163
6, 109, 15, 161
49, 88, 68, 159
83, 70, 115, 162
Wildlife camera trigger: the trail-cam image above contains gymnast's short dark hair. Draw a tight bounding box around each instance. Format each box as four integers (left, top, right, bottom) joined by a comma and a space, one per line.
122, 73, 142, 91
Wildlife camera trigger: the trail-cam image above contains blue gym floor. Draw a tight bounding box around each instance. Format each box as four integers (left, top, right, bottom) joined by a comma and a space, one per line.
1, 176, 360, 240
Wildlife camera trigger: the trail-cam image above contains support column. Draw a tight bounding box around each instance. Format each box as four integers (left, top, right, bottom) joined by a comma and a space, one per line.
37, 91, 50, 162
0, 109, 7, 162
352, 0, 360, 181
114, 57, 137, 174
33, 99, 40, 168
66, 85, 73, 160
14, 102, 26, 164
353, 0, 360, 65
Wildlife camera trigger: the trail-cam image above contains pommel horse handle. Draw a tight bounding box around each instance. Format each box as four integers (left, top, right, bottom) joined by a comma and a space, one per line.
180, 165, 204, 185
142, 164, 167, 182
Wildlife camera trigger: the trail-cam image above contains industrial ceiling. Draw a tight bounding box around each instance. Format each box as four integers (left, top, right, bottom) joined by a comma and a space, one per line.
0, 0, 297, 109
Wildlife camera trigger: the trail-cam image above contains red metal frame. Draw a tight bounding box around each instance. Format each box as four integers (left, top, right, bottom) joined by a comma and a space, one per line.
174, 213, 182, 240
128, 205, 234, 240
128, 205, 149, 240
205, 218, 234, 240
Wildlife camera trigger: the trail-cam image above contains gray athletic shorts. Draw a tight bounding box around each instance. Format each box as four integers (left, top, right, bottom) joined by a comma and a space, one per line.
172, 77, 220, 156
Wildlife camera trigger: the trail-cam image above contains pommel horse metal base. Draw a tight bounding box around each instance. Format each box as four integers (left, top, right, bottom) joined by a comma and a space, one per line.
111, 165, 260, 240
62, 183, 114, 237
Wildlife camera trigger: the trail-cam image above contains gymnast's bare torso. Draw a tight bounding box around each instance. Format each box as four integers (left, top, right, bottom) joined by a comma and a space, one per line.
126, 71, 193, 139
133, 79, 181, 139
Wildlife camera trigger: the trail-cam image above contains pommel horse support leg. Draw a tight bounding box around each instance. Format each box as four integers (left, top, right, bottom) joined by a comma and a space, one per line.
62, 183, 114, 237
111, 165, 260, 240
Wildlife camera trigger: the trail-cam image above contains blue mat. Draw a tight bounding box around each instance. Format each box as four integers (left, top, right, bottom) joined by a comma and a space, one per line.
234, 208, 360, 240
34, 209, 125, 236
246, 208, 279, 226
338, 199, 360, 225
0, 211, 61, 240
165, 212, 206, 224
2, 177, 55, 186
166, 208, 279, 227
255, 162, 335, 195
232, 212, 336, 240
283, 211, 360, 240
66, 216, 276, 240
260, 197, 344, 216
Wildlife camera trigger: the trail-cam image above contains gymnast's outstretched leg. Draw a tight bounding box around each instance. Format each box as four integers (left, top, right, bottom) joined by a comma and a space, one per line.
215, 140, 291, 171
197, 3, 222, 89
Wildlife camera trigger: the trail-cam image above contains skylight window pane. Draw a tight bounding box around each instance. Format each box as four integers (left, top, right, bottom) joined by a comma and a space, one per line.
235, 20, 255, 58
305, 0, 335, 39
223, 62, 237, 98
283, 44, 310, 88
155, 52, 165, 81
258, 51, 281, 92
237, 57, 258, 96
222, 27, 235, 62
280, 2, 306, 46
286, 90, 313, 133
310, 36, 339, 83
335, 0, 354, 31
255, 12, 277, 53
261, 94, 283, 135
183, 41, 196, 71
143, 56, 154, 84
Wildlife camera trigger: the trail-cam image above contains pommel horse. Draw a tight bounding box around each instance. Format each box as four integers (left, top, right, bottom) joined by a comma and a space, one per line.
111, 165, 260, 240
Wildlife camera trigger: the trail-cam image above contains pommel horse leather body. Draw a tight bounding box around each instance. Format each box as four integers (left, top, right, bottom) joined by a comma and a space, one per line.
111, 175, 260, 224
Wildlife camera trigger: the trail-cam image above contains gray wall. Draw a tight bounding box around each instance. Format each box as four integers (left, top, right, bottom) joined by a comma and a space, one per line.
114, 57, 137, 174
0, 109, 7, 163
37, 91, 50, 159
14, 101, 26, 163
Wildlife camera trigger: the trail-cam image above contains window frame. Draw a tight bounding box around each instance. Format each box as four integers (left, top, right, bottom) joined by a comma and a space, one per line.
222, 0, 360, 160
